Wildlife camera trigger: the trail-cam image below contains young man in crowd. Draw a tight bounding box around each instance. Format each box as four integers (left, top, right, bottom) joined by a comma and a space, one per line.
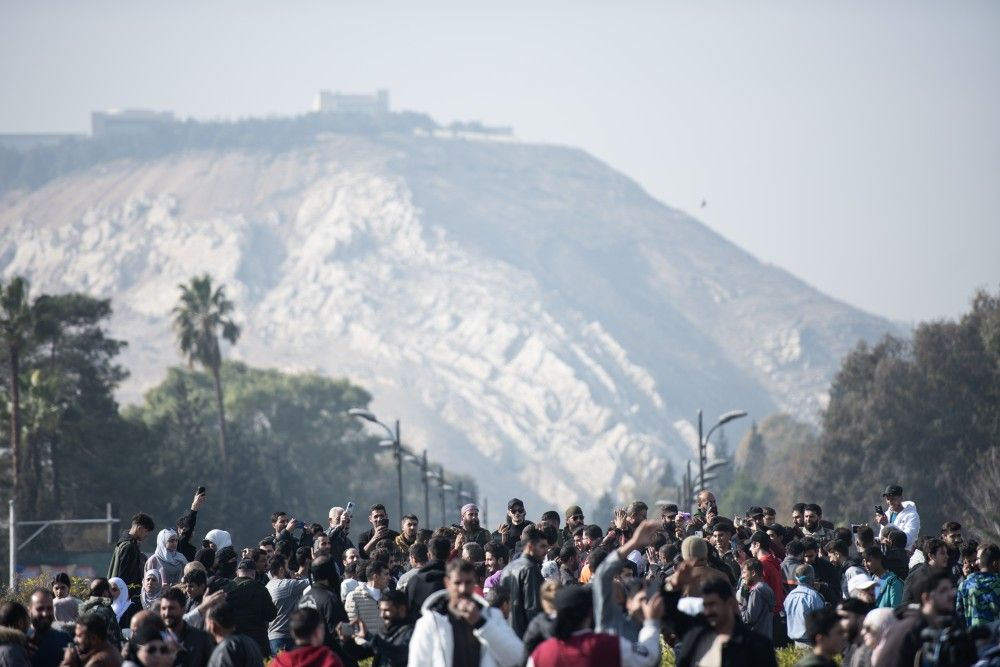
784, 564, 826, 648
161, 588, 214, 667
108, 512, 155, 594
61, 613, 122, 667
403, 537, 449, 620
492, 498, 530, 552
593, 520, 661, 642
791, 503, 807, 531
482, 543, 509, 598
711, 521, 740, 584
345, 562, 390, 638
28, 588, 73, 667
801, 538, 841, 604
226, 559, 276, 657
500, 526, 548, 638
271, 609, 343, 667
794, 607, 846, 667
836, 597, 873, 667
749, 531, 787, 621
737, 557, 775, 641
874, 570, 960, 667
338, 590, 412, 667
862, 547, 901, 609
266, 554, 311, 654
394, 515, 418, 553
395, 543, 428, 592
326, 507, 354, 575
358, 505, 400, 560
874, 485, 920, 552
801, 505, 835, 545
205, 603, 264, 667
825, 539, 866, 600
954, 542, 1000, 629
408, 559, 522, 667
560, 506, 585, 546
902, 537, 949, 604
940, 521, 964, 580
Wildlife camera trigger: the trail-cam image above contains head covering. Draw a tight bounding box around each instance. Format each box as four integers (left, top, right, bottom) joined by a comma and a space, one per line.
564, 505, 583, 520
204, 529, 232, 551
848, 574, 877, 594
553, 585, 593, 639
141, 569, 163, 610
236, 559, 256, 573
195, 548, 215, 571
215, 546, 238, 578
882, 484, 903, 498
865, 607, 898, 663
461, 503, 478, 517
507, 498, 524, 511
681, 536, 708, 562
109, 577, 131, 621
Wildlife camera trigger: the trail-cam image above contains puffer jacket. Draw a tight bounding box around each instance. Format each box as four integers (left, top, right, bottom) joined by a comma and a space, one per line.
79, 597, 123, 646
407, 590, 523, 667
0, 627, 30, 667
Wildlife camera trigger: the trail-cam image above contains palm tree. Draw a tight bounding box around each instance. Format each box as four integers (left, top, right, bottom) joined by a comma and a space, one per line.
0, 277, 33, 502
172, 275, 240, 463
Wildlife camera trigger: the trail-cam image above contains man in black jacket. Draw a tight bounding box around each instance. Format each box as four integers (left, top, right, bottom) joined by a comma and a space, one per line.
665, 562, 777, 667
225, 559, 276, 658
338, 589, 412, 667
176, 489, 207, 563
491, 498, 530, 552
357, 505, 400, 560
161, 587, 215, 667
326, 507, 355, 576
108, 512, 155, 594
500, 524, 548, 638
402, 537, 449, 622
298, 555, 356, 667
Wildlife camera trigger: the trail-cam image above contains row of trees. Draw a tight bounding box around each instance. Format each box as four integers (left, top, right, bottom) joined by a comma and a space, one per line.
0, 275, 472, 558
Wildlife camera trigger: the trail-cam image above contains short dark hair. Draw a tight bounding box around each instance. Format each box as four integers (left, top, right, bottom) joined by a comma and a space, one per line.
89, 577, 111, 598
626, 501, 648, 517
268, 554, 288, 576
206, 602, 235, 630
182, 570, 207, 587
289, 607, 321, 640
922, 538, 946, 558
742, 557, 763, 577
0, 601, 29, 629
271, 511, 288, 524
381, 590, 407, 608
856, 525, 875, 545
800, 537, 819, 553
941, 521, 961, 534
805, 607, 839, 645
979, 544, 1000, 569
712, 521, 734, 536
792, 503, 806, 513
76, 612, 108, 640
750, 531, 772, 551
161, 587, 187, 607
862, 546, 883, 561
805, 503, 822, 516
259, 536, 276, 548
700, 578, 733, 600
786, 540, 805, 557
913, 569, 952, 602
51, 572, 71, 587
369, 503, 387, 515
584, 525, 603, 541
401, 514, 418, 524
484, 542, 508, 563
826, 540, 850, 559
763, 507, 776, 517
887, 529, 907, 550
446, 558, 476, 578
296, 546, 313, 563
587, 547, 609, 571
408, 543, 429, 563
558, 544, 578, 561
661, 503, 678, 514
541, 510, 561, 524
540, 525, 559, 547
131, 512, 155, 531
367, 561, 388, 580
521, 526, 545, 546
311, 555, 337, 583
429, 536, 452, 562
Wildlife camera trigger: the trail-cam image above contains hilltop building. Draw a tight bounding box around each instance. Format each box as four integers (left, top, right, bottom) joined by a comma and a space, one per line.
312, 89, 389, 115
91, 109, 175, 137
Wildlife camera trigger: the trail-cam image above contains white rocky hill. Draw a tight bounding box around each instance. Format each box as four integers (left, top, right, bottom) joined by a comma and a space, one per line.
0, 131, 898, 512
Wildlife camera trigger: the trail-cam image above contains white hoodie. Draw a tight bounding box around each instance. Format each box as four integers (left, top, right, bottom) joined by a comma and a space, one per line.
883, 501, 921, 551
408, 589, 523, 667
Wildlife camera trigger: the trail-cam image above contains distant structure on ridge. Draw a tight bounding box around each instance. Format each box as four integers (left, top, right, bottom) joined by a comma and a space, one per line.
91, 109, 175, 138
312, 89, 390, 115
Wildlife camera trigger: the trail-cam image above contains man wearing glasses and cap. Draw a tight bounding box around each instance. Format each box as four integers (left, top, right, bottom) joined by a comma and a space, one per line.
874, 484, 920, 552
560, 506, 585, 546
492, 498, 530, 551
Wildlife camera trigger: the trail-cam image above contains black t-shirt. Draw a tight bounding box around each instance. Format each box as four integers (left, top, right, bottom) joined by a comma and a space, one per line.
447, 611, 481, 667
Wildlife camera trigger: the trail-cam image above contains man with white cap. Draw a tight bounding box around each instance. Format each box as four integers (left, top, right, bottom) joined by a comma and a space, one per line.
847, 574, 877, 605
459, 504, 491, 547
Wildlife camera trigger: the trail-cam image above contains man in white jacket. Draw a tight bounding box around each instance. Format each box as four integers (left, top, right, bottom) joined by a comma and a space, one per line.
408, 559, 523, 667
875, 484, 920, 551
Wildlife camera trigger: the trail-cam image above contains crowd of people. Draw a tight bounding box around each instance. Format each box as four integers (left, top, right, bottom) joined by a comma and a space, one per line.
2, 484, 999, 667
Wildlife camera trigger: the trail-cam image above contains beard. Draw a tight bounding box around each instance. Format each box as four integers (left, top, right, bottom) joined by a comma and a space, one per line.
464, 518, 481, 531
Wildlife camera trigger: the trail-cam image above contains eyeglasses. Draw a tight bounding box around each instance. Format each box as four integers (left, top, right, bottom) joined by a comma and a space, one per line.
510, 508, 525, 514
140, 645, 172, 655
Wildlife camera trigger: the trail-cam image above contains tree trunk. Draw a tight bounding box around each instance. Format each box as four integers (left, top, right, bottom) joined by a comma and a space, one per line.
9, 345, 20, 506
211, 364, 227, 464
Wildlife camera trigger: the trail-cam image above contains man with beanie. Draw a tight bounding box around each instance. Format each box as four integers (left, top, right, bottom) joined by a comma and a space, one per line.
677, 536, 729, 597
560, 507, 585, 547
784, 564, 826, 648
527, 585, 662, 667
459, 504, 491, 546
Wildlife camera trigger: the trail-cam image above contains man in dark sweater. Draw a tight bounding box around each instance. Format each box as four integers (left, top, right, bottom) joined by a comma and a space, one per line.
403, 537, 449, 622
176, 489, 207, 563
108, 513, 154, 594
27, 589, 72, 667
206, 603, 264, 667
357, 505, 400, 560
161, 588, 215, 667
225, 560, 276, 658
873, 570, 962, 667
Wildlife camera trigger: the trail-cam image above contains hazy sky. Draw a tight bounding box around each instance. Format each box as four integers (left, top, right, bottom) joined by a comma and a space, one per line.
2, 1, 998, 324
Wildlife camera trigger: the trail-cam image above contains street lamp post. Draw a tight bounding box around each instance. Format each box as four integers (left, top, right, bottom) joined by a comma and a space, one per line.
696, 408, 748, 499
402, 449, 432, 525
438, 466, 450, 528
348, 409, 404, 521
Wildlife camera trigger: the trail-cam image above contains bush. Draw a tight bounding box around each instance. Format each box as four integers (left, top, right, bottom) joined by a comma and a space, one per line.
0, 573, 91, 605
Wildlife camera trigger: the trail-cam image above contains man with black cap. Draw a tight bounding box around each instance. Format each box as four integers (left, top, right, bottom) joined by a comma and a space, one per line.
492, 498, 530, 551
874, 484, 920, 552
560, 507, 585, 546
297, 555, 355, 667
527, 585, 662, 667
225, 559, 276, 657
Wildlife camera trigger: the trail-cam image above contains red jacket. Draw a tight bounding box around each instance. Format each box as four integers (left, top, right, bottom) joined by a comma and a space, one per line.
530, 633, 621, 667
758, 552, 786, 613
271, 645, 343, 667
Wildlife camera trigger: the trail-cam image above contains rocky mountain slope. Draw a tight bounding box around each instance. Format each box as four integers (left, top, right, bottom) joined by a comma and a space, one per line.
0, 131, 899, 512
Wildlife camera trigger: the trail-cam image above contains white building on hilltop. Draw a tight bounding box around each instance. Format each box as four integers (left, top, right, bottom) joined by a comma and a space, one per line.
312, 89, 389, 115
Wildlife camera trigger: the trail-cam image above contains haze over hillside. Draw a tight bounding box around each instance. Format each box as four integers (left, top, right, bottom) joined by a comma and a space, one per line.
0, 117, 900, 510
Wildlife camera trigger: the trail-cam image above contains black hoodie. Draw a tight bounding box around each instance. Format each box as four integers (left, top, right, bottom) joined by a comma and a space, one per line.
108, 529, 144, 591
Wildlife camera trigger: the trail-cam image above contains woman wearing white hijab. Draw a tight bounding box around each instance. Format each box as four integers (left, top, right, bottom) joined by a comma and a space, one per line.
203, 529, 232, 551
139, 569, 164, 611
145, 528, 188, 585
109, 577, 142, 628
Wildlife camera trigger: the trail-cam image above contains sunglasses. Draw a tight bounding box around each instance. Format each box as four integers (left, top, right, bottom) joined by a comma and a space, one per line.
509, 508, 525, 514
141, 645, 172, 655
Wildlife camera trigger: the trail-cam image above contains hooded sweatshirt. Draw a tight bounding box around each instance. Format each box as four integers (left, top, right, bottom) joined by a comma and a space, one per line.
270, 645, 343, 667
